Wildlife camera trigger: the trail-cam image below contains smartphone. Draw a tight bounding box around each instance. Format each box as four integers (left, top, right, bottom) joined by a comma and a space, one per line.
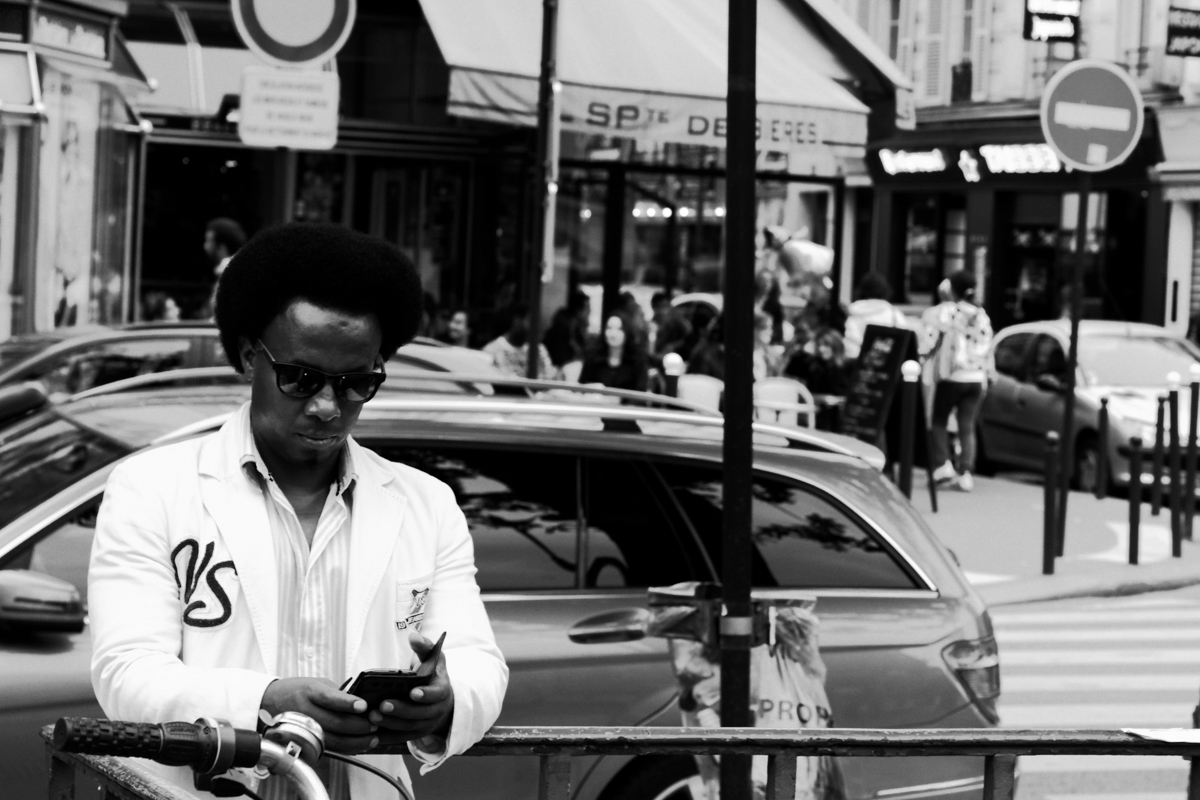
342, 632, 446, 710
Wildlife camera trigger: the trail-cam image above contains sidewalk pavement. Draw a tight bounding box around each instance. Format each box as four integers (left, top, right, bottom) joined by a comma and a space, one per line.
907, 471, 1200, 607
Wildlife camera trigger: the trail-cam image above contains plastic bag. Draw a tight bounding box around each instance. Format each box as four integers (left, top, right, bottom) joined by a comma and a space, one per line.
657, 596, 846, 800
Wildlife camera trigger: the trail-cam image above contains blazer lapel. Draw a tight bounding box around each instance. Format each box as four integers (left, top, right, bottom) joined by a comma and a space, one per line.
344, 445, 407, 674
198, 416, 279, 674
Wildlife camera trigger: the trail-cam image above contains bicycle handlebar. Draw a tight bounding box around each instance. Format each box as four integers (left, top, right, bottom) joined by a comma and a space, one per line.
54, 716, 330, 800
54, 717, 261, 771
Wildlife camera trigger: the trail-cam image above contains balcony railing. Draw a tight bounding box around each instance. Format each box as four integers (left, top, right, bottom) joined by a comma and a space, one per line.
43, 725, 1200, 800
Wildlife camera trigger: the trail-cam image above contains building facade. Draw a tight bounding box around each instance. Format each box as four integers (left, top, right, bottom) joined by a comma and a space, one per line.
840, 0, 1199, 331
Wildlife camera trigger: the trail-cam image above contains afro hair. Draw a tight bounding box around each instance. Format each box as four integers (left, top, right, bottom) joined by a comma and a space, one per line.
215, 222, 422, 372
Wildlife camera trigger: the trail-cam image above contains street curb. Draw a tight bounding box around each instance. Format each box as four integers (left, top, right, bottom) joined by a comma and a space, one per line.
978, 552, 1200, 607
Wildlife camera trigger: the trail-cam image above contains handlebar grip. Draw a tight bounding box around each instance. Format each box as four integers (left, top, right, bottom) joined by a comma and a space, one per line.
54, 718, 211, 768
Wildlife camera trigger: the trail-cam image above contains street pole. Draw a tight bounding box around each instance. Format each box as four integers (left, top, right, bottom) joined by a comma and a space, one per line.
526, 0, 559, 378
1057, 173, 1091, 552
720, 1, 756, 798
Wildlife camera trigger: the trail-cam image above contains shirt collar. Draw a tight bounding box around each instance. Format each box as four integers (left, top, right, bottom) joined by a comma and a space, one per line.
233, 403, 358, 497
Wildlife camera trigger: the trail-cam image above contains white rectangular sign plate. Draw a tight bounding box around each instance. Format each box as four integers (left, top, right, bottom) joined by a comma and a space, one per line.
238, 66, 339, 150
1053, 101, 1131, 132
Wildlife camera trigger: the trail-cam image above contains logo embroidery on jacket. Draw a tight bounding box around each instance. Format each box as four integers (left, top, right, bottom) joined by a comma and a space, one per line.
172, 539, 236, 628
396, 588, 429, 631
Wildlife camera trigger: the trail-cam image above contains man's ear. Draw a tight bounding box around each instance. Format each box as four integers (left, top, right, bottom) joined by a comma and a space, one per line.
237, 337, 257, 378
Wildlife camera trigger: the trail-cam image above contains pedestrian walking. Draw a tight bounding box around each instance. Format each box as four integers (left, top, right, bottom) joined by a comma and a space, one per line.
844, 273, 907, 359
483, 302, 555, 379
201, 217, 246, 319
579, 311, 649, 391
87, 222, 509, 800
921, 270, 994, 492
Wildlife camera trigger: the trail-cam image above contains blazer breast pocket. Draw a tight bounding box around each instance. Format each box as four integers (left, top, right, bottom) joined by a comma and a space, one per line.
172, 538, 240, 630
395, 574, 433, 633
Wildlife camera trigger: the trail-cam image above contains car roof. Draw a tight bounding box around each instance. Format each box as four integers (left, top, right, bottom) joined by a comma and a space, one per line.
996, 320, 1174, 340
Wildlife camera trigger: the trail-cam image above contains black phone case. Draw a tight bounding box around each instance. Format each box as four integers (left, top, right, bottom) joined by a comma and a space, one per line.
342, 632, 445, 709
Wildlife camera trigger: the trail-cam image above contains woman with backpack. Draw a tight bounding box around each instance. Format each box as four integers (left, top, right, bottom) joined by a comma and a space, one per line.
920, 270, 994, 492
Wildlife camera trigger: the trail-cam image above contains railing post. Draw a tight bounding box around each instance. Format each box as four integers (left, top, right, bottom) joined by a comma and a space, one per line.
1171, 372, 1183, 557
898, 360, 920, 500
1187, 365, 1200, 541
1190, 690, 1200, 800
1129, 438, 1144, 566
982, 754, 1018, 800
1153, 394, 1167, 515
46, 751, 74, 800
662, 352, 684, 398
765, 753, 798, 800
538, 754, 572, 800
1096, 397, 1109, 499
1044, 431, 1060, 575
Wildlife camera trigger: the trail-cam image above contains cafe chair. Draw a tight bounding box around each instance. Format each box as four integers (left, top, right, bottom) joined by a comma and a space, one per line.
676, 374, 724, 412
753, 377, 817, 429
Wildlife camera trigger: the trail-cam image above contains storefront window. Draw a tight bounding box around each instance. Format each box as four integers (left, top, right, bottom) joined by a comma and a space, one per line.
91, 86, 137, 327
293, 153, 346, 224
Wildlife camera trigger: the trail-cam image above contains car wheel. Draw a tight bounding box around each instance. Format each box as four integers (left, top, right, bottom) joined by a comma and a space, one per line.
1074, 434, 1104, 493
599, 756, 703, 800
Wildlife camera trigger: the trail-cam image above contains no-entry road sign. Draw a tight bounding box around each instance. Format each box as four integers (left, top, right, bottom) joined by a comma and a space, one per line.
233, 0, 356, 67
1040, 59, 1144, 172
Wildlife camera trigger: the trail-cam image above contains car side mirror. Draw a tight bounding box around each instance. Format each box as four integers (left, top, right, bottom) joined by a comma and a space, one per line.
567, 608, 652, 644
0, 569, 85, 635
1035, 373, 1066, 393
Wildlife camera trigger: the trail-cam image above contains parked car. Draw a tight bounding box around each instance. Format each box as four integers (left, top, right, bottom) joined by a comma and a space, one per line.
978, 320, 1200, 491
0, 379, 996, 800
0, 324, 499, 400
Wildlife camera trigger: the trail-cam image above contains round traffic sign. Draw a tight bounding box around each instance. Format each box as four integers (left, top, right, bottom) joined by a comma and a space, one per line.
232, 0, 356, 68
1040, 59, 1144, 173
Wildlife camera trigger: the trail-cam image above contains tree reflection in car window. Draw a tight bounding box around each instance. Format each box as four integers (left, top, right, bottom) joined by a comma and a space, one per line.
365, 446, 579, 590
34, 339, 196, 398
656, 462, 916, 589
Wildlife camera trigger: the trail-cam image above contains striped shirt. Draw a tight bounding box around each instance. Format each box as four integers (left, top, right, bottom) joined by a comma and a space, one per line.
235, 407, 356, 798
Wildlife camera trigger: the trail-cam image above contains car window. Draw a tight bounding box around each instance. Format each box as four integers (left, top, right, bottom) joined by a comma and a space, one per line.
0, 416, 127, 531
365, 445, 579, 591
0, 499, 99, 605
1078, 335, 1200, 387
994, 333, 1033, 380
655, 461, 917, 589
1030, 335, 1067, 379
581, 457, 703, 588
31, 338, 200, 396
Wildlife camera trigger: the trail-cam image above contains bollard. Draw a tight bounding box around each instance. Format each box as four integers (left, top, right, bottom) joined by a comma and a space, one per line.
898, 361, 920, 500
662, 353, 685, 399
1044, 431, 1060, 576
1152, 395, 1167, 515
1096, 397, 1109, 500
1171, 372, 1184, 557
1128, 438, 1144, 566
1190, 687, 1200, 800
1188, 364, 1200, 541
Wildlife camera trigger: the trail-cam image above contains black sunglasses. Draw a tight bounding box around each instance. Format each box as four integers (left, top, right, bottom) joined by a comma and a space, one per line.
256, 341, 386, 403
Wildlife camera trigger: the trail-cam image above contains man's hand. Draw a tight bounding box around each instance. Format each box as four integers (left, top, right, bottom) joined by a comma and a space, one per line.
261, 677, 378, 754
366, 631, 455, 745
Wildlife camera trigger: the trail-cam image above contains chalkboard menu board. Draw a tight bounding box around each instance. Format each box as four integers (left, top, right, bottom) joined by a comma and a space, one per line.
841, 325, 918, 443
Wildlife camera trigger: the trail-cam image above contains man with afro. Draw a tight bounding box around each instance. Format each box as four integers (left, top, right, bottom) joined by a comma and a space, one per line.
89, 223, 508, 799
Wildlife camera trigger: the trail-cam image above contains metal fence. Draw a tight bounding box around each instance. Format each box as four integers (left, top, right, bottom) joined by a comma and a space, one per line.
43, 725, 1200, 800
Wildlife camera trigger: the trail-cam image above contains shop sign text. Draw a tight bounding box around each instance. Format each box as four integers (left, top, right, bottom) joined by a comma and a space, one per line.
1024, 0, 1080, 43
1167, 6, 1200, 57
583, 102, 821, 147
878, 148, 946, 175
238, 66, 339, 150
32, 11, 108, 60
978, 143, 1062, 174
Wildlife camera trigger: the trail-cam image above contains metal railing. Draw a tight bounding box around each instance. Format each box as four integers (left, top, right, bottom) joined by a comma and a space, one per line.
44, 725, 1200, 800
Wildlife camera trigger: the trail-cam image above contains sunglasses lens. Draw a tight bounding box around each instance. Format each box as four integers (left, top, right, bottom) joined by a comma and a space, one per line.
338, 374, 382, 403
276, 365, 325, 398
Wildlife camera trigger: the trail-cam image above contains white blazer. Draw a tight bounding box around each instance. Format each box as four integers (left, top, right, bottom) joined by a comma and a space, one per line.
89, 409, 508, 799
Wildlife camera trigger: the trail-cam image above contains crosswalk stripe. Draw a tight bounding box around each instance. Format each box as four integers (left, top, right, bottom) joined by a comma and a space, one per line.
1018, 754, 1188, 773
1003, 673, 1200, 692
996, 627, 1200, 643
991, 608, 1200, 627
1001, 649, 1200, 666
999, 703, 1191, 727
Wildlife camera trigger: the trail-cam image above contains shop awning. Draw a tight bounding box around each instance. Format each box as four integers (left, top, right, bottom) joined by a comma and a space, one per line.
124, 42, 259, 116
419, 0, 870, 163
